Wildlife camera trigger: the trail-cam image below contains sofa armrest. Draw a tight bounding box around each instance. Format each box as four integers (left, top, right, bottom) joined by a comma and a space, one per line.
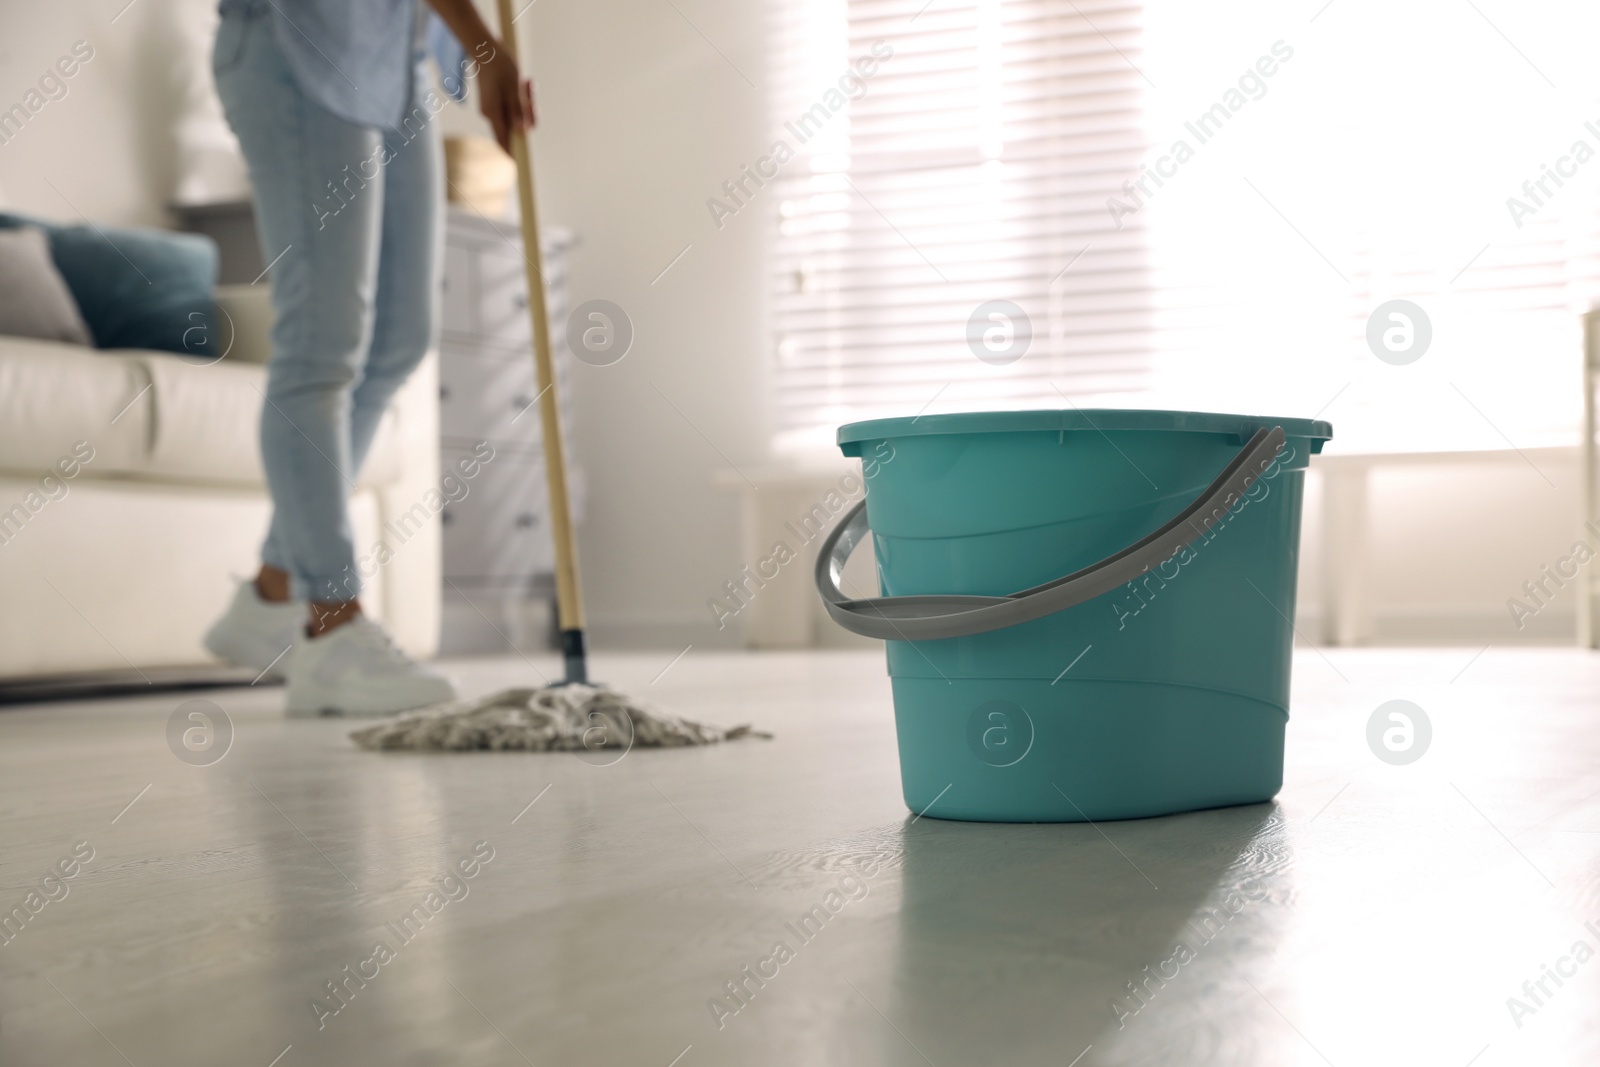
215, 284, 274, 365
374, 350, 442, 658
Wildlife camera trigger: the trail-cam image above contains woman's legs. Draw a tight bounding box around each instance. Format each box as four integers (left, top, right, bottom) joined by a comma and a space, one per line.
211, 16, 454, 711
251, 76, 443, 630
216, 8, 388, 622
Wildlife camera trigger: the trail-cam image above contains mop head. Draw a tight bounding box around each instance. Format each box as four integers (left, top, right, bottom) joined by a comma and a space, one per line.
348, 683, 770, 752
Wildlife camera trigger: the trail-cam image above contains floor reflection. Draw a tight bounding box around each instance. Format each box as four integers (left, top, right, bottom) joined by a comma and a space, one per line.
884, 803, 1291, 1067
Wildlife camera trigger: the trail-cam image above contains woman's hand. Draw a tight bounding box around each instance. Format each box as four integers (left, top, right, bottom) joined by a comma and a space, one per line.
426, 2, 534, 154
476, 43, 535, 154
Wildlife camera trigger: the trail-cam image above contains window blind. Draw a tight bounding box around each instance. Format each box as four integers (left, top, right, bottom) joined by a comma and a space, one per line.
769, 0, 1600, 456
769, 0, 1157, 453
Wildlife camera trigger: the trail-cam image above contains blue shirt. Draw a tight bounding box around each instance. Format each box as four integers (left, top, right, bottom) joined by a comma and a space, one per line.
220, 0, 466, 129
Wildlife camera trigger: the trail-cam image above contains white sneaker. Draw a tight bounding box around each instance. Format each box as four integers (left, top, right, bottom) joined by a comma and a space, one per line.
284, 615, 457, 717
203, 580, 300, 680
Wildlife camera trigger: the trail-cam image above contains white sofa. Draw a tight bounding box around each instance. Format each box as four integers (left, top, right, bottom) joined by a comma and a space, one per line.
0, 285, 441, 680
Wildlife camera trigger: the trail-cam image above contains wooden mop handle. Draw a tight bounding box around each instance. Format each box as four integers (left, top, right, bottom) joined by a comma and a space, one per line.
492, 0, 586, 646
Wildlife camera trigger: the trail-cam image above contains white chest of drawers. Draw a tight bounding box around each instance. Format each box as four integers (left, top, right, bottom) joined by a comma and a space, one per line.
438, 209, 579, 642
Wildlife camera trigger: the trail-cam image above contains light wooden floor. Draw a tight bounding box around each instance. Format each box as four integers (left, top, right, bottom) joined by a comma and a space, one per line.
0, 648, 1597, 1067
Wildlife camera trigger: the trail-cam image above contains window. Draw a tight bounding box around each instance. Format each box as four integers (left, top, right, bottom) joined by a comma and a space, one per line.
769, 0, 1600, 456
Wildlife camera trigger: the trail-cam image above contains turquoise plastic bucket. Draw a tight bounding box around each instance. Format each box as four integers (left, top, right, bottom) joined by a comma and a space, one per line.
818, 409, 1332, 823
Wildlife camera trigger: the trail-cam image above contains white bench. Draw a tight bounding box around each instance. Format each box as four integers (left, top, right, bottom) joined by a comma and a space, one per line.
1313, 445, 1577, 646
712, 465, 878, 649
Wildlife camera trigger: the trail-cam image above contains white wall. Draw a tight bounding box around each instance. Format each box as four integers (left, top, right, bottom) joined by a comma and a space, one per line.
0, 0, 220, 226
508, 0, 774, 649
0, 1, 1589, 651
445, 0, 787, 650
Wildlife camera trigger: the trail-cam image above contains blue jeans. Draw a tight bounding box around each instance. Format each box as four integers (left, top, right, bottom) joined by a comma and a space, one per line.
213, 3, 440, 603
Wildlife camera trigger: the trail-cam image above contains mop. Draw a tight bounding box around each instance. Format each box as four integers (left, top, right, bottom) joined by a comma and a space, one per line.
351, 0, 766, 753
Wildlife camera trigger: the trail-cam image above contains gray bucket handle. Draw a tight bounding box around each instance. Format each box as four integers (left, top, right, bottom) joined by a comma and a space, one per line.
815, 426, 1288, 641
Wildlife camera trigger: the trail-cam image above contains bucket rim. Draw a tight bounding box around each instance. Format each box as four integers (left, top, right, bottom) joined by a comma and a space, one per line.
838, 408, 1333, 451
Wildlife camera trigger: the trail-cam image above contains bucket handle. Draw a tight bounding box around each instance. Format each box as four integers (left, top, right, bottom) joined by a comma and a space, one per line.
815, 426, 1288, 641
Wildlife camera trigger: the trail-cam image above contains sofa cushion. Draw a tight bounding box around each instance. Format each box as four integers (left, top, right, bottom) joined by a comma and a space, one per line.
0, 212, 219, 358
138, 352, 272, 484
0, 227, 93, 346
138, 351, 400, 486
0, 336, 150, 473
0, 338, 400, 488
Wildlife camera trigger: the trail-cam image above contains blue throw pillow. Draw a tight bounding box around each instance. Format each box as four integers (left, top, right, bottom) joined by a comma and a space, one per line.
0, 211, 218, 358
